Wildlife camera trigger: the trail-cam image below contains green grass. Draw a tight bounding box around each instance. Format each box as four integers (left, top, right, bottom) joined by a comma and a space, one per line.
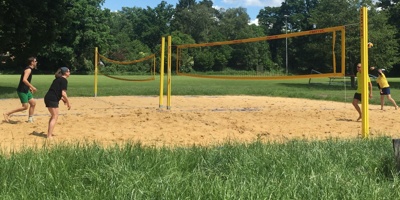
2, 74, 400, 198
1, 74, 398, 105
0, 137, 399, 199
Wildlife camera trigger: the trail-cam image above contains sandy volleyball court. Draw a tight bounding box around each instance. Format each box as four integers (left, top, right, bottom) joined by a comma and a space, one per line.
1, 96, 399, 152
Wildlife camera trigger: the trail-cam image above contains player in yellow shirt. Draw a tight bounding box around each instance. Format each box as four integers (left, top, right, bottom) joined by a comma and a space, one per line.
352, 63, 372, 121
370, 67, 398, 110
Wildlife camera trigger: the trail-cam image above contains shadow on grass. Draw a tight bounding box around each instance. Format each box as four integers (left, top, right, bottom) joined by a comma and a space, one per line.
0, 86, 16, 95
379, 155, 398, 180
279, 82, 356, 91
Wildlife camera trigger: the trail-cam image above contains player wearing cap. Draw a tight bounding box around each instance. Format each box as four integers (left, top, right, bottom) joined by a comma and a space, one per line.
44, 67, 71, 138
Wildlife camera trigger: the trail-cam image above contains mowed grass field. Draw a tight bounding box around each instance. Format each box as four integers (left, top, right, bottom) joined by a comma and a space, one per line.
1, 74, 400, 199
2, 74, 400, 105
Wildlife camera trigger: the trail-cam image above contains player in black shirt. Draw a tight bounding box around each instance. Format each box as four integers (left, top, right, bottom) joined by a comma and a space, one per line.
44, 67, 71, 138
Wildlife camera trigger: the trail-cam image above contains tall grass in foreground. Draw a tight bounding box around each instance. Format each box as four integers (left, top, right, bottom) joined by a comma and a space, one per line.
0, 137, 399, 199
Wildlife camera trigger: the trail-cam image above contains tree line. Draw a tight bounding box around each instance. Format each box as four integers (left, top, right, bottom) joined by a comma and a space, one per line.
0, 0, 399, 76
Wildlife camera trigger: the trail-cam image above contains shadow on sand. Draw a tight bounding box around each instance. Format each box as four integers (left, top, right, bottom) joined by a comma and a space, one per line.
29, 131, 47, 138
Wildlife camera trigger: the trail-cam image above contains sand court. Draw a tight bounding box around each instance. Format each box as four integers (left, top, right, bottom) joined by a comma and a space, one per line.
1, 96, 399, 152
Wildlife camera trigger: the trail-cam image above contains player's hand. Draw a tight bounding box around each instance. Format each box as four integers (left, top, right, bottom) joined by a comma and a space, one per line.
30, 87, 37, 93
67, 103, 71, 110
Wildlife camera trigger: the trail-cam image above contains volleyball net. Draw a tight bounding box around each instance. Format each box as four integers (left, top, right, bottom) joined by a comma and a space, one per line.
93, 47, 157, 96
97, 53, 156, 81
175, 26, 346, 80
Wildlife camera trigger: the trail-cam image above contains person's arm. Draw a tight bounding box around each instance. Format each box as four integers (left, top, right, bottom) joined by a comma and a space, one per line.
22, 69, 36, 92
377, 82, 383, 93
61, 90, 71, 110
368, 81, 373, 98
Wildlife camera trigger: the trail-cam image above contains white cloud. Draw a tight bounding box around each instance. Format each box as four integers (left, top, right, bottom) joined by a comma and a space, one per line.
249, 18, 259, 25
221, 0, 236, 4
213, 5, 222, 10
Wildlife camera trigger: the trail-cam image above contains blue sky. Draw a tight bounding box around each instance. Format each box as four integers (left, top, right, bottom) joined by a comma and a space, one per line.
102, 0, 285, 24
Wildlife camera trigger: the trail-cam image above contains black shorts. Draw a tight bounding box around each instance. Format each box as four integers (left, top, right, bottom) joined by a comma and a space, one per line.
380, 87, 391, 95
353, 93, 362, 101
44, 99, 59, 108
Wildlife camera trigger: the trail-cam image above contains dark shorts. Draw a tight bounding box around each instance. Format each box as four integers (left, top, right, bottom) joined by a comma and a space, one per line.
44, 99, 59, 108
353, 93, 361, 101
380, 87, 391, 95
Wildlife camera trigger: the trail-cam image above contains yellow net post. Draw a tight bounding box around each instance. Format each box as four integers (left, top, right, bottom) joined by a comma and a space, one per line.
159, 37, 165, 108
94, 47, 98, 97
332, 31, 336, 73
153, 56, 156, 79
167, 36, 172, 110
341, 27, 346, 74
360, 6, 369, 138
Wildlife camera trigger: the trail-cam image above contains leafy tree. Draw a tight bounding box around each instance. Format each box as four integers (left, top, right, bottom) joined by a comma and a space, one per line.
193, 49, 214, 71
367, 8, 399, 69
225, 26, 274, 72
256, 0, 398, 77
55, 0, 111, 73
376, 0, 400, 75
310, 0, 398, 74
1, 0, 398, 76
257, 6, 284, 67
171, 0, 218, 43
170, 31, 196, 73
258, 0, 323, 74
206, 30, 232, 71
376, 0, 400, 37
140, 2, 175, 51
0, 0, 72, 70
175, 0, 197, 9
219, 7, 251, 40
108, 7, 143, 43
107, 2, 174, 55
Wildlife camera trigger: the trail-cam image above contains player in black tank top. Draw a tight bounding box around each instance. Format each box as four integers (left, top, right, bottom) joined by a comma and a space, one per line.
3, 57, 38, 123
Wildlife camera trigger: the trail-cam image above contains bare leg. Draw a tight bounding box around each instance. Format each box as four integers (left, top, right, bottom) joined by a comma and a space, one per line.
47, 107, 59, 138
386, 94, 398, 110
28, 98, 36, 122
3, 103, 29, 122
380, 95, 385, 110
3, 113, 9, 122
352, 99, 362, 121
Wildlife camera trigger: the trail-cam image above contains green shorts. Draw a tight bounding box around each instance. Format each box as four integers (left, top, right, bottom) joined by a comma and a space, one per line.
17, 91, 33, 103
